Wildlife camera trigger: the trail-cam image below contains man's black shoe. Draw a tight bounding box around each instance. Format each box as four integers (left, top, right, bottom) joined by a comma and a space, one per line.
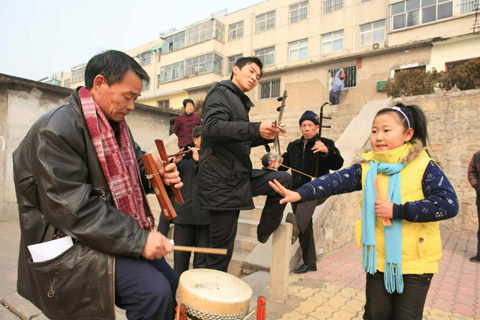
258, 234, 270, 244
469, 256, 480, 263
294, 263, 317, 274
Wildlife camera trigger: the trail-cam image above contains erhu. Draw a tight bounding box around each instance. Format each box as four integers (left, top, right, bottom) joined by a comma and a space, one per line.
261, 90, 287, 170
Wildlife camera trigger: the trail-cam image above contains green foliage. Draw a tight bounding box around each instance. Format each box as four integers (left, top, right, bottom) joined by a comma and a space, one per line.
382, 58, 480, 97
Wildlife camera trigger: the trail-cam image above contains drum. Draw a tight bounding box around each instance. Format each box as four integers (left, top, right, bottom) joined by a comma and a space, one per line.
177, 268, 253, 320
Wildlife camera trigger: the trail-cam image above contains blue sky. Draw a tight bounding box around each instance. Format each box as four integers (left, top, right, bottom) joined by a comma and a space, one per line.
0, 0, 262, 81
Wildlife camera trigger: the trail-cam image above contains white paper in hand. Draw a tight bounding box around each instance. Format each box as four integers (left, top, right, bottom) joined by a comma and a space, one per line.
28, 236, 74, 262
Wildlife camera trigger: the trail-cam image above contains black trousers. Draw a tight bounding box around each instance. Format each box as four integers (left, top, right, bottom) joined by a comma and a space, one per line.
363, 271, 433, 320
292, 202, 317, 264
329, 90, 341, 105
207, 170, 291, 271
476, 202, 480, 256
173, 223, 209, 276
115, 256, 178, 320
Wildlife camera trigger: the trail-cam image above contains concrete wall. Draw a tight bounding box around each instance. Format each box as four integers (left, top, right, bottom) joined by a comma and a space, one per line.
0, 74, 173, 221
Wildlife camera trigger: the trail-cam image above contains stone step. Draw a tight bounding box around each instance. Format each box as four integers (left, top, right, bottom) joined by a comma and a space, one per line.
239, 207, 262, 220
237, 217, 257, 237
234, 234, 258, 256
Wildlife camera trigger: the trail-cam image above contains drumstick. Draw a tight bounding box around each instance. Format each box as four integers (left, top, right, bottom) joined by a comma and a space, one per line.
374, 177, 392, 226
173, 245, 227, 255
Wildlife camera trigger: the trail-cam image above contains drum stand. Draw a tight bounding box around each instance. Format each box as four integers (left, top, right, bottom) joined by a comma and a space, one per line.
175, 296, 266, 320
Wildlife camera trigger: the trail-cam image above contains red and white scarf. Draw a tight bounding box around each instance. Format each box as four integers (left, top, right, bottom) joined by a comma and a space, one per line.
79, 87, 154, 230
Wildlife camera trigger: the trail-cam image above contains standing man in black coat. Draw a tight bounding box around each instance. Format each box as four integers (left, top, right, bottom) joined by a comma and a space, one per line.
280, 110, 344, 273
198, 57, 292, 272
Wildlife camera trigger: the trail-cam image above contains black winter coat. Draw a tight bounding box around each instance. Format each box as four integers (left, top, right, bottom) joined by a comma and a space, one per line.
199, 80, 271, 210
280, 134, 344, 189
12, 88, 151, 319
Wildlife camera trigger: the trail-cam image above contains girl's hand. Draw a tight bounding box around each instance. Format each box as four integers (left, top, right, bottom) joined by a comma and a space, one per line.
268, 179, 302, 204
189, 146, 199, 162
172, 148, 185, 164
375, 200, 393, 219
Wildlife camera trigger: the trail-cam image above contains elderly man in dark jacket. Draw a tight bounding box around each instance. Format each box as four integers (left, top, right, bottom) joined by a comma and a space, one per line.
280, 110, 344, 273
199, 57, 291, 271
13, 50, 181, 320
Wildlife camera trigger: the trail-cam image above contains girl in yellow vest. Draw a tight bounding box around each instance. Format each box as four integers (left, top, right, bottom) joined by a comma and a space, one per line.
269, 103, 459, 320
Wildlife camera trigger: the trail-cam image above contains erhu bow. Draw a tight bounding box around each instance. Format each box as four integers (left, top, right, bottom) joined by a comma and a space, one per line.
141, 139, 184, 221
261, 90, 287, 170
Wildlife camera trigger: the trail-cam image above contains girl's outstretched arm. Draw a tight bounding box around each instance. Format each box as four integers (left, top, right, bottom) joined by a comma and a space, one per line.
269, 179, 302, 204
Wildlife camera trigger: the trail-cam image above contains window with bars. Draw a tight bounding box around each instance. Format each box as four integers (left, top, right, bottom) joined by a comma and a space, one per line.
255, 47, 275, 66
322, 30, 343, 54
260, 78, 280, 99
256, 11, 276, 33
228, 54, 243, 73
71, 65, 86, 83
63, 79, 71, 88
140, 52, 152, 66
142, 79, 150, 92
289, 39, 308, 61
360, 20, 386, 46
290, 1, 309, 23
459, 0, 479, 14
328, 66, 357, 90
391, 0, 453, 30
159, 61, 184, 83
323, 0, 344, 13
229, 21, 244, 41
157, 99, 169, 109
185, 53, 223, 76
163, 31, 185, 54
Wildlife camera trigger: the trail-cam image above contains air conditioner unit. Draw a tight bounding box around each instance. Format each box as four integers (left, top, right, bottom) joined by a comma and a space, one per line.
372, 41, 387, 50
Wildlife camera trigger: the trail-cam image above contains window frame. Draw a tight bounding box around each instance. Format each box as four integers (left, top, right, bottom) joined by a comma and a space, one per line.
290, 1, 309, 23
255, 46, 275, 66
359, 19, 386, 46
391, 0, 453, 31
289, 39, 309, 61
256, 10, 276, 33
229, 21, 244, 41
159, 61, 185, 83
327, 66, 357, 91
322, 30, 344, 54
323, 0, 344, 14
259, 78, 281, 100
228, 54, 243, 73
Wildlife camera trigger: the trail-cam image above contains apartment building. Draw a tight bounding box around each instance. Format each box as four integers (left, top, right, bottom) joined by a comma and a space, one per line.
54, 0, 480, 113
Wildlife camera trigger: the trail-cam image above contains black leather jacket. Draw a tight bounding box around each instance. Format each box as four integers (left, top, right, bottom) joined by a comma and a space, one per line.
13, 88, 150, 319
198, 80, 271, 210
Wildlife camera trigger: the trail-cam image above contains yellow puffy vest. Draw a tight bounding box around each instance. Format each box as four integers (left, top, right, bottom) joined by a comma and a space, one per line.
357, 149, 441, 274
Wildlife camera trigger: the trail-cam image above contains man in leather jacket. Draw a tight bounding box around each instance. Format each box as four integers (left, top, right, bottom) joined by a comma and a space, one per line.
13, 50, 182, 320
198, 57, 292, 272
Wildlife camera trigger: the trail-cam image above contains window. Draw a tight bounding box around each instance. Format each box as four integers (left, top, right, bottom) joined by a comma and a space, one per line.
323, 0, 344, 13
260, 79, 281, 99
289, 39, 308, 61
142, 79, 150, 92
322, 30, 344, 54
71, 65, 85, 83
445, 59, 470, 71
361, 0, 372, 2
290, 1, 309, 23
360, 20, 386, 46
163, 31, 185, 54
185, 53, 223, 76
256, 11, 276, 33
255, 47, 275, 66
228, 54, 243, 73
459, 0, 479, 14
328, 66, 357, 89
159, 61, 184, 83
391, 0, 453, 31
63, 79, 71, 88
140, 51, 152, 66
229, 21, 244, 41
157, 99, 169, 109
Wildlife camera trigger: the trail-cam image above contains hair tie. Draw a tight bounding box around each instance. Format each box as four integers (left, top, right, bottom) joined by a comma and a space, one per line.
391, 106, 411, 129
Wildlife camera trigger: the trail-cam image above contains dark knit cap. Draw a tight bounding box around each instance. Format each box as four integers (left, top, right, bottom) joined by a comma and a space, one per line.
299, 110, 319, 125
